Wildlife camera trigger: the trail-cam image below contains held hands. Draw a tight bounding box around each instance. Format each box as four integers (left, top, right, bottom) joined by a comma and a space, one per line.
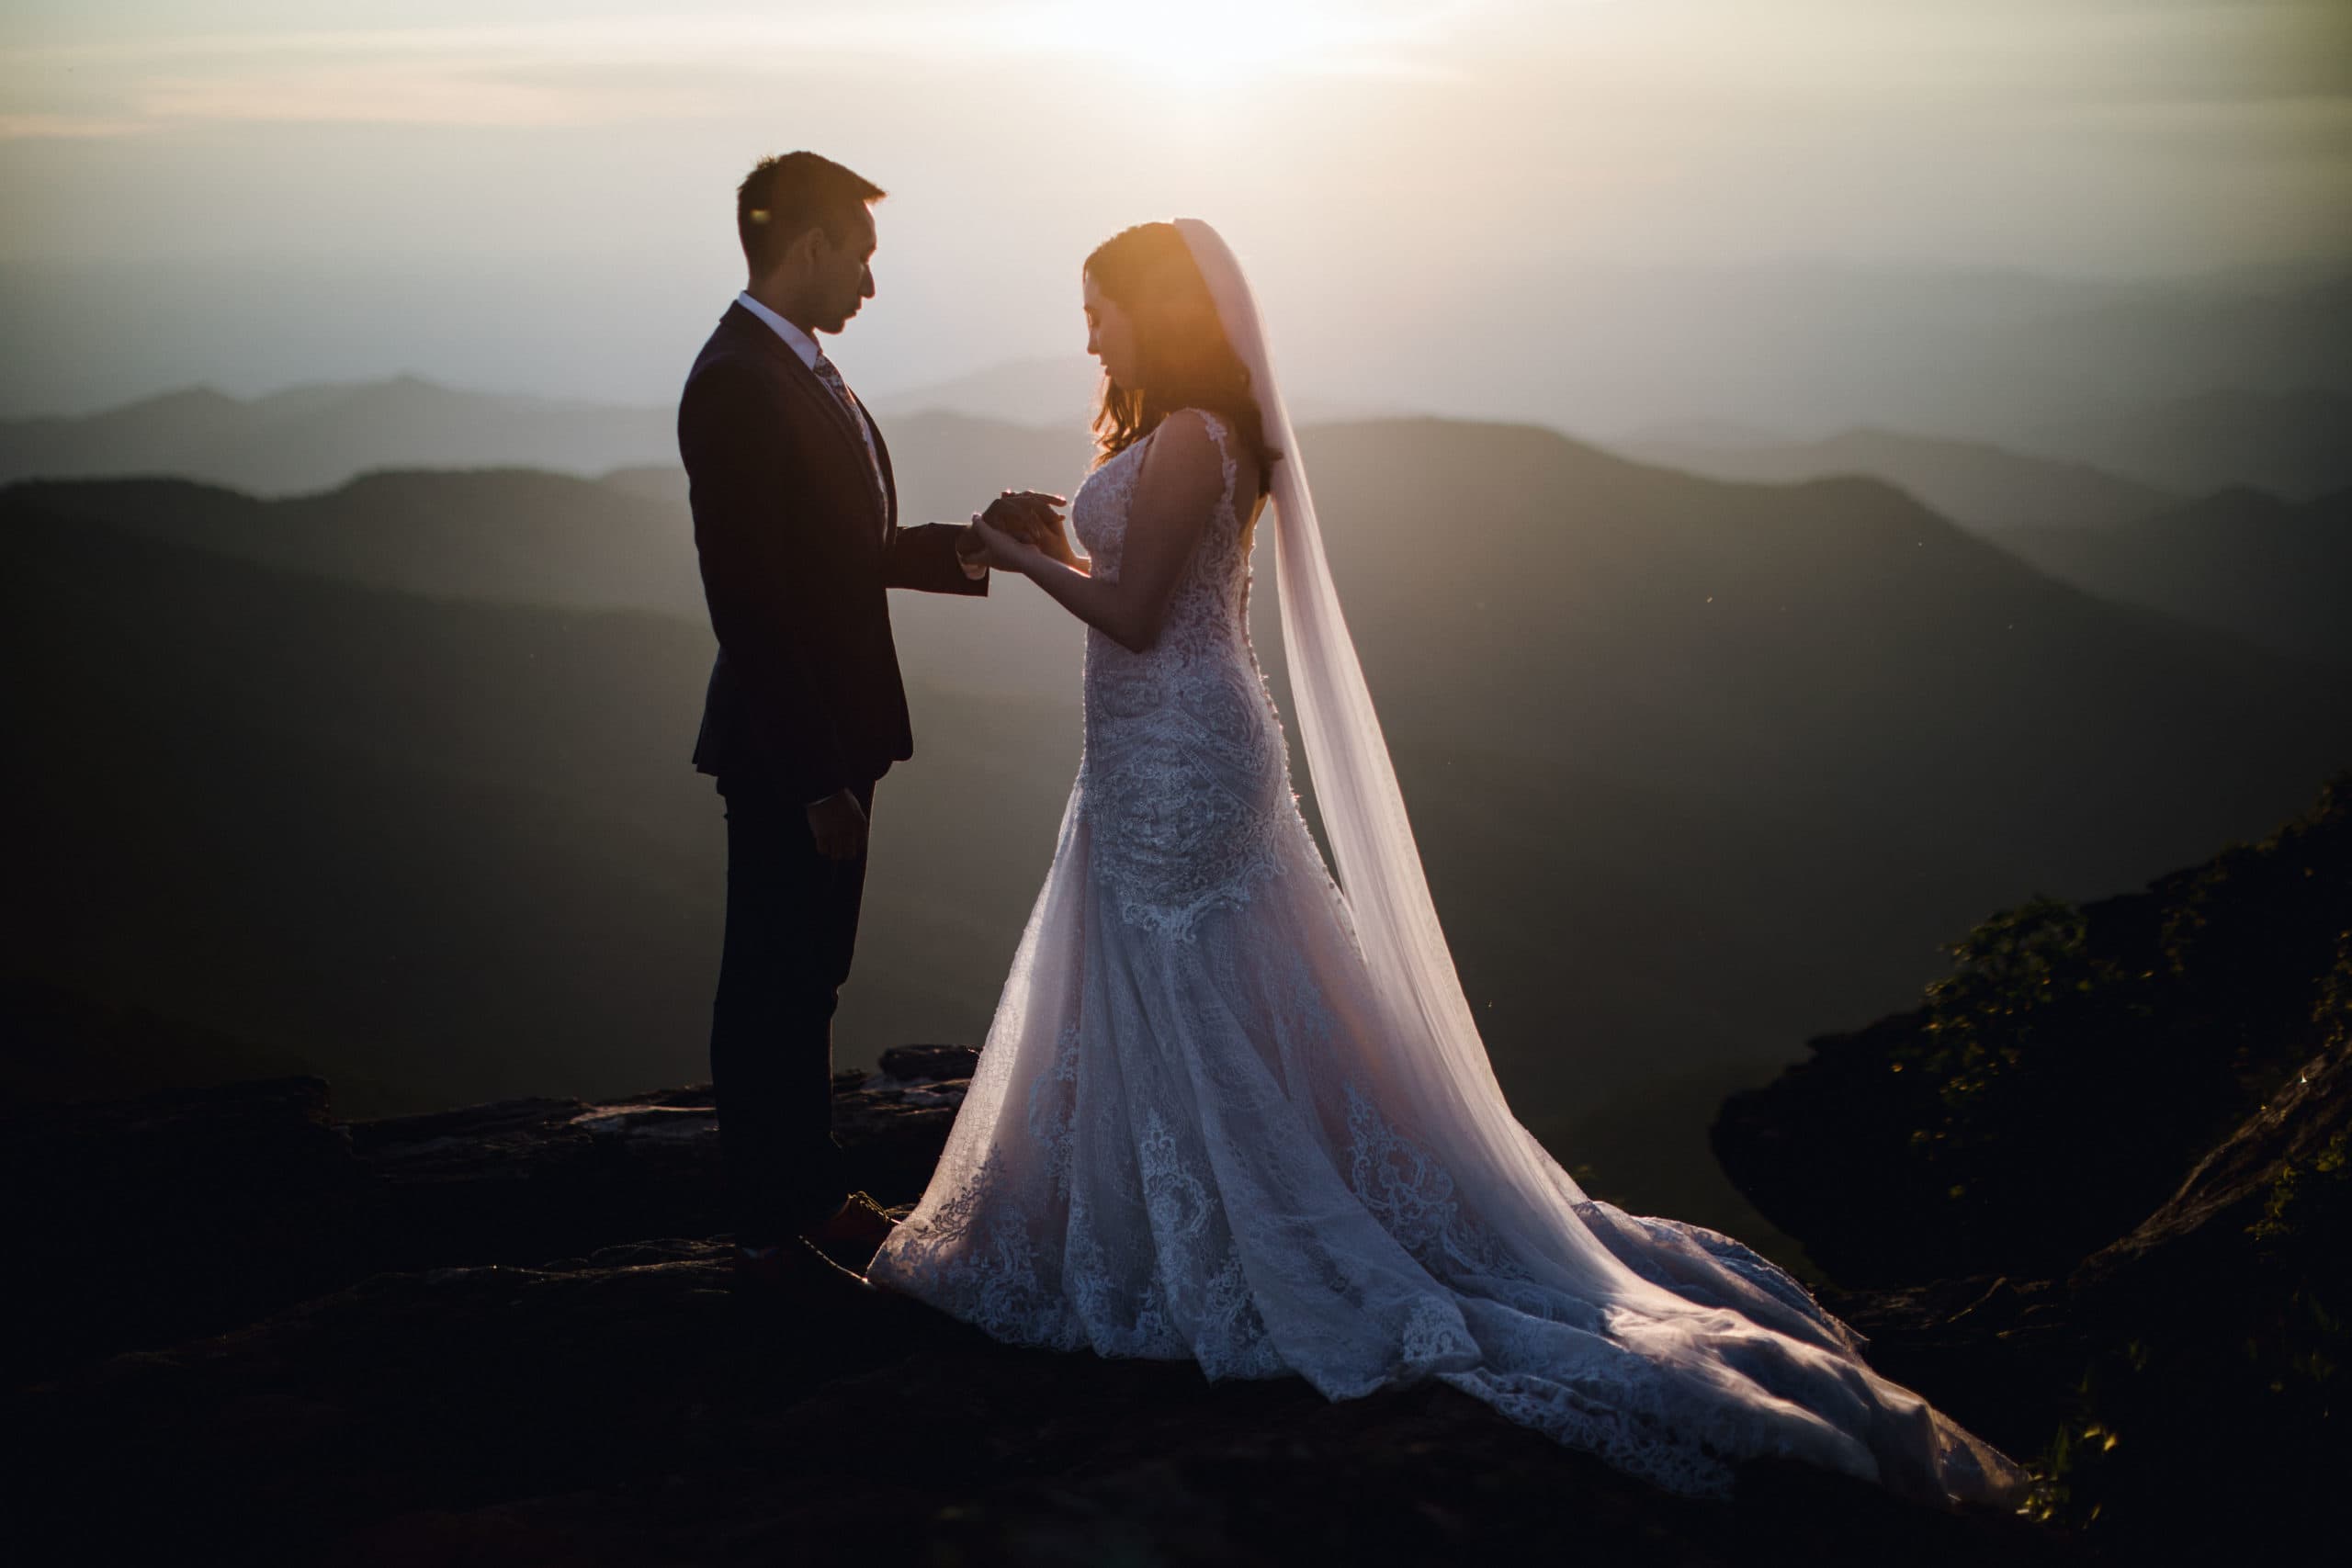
956, 489, 1071, 579
963, 513, 1043, 577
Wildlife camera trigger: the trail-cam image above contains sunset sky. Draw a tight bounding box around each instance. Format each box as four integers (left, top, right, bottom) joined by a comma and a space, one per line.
3, 1, 2346, 418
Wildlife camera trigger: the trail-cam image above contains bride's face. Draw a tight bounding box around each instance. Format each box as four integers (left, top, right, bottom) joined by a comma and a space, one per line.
1082, 271, 1139, 390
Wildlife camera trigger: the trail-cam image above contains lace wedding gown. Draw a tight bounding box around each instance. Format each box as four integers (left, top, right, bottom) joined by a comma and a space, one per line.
867, 406, 2027, 1506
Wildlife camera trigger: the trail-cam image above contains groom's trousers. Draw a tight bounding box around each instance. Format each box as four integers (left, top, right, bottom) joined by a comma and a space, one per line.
708, 773, 875, 1248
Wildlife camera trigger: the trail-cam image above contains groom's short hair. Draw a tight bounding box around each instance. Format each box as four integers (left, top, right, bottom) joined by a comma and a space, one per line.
737, 152, 886, 273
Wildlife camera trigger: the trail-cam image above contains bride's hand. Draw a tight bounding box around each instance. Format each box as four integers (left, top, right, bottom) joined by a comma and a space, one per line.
1022, 517, 1080, 570
982, 490, 1076, 568
965, 513, 1043, 576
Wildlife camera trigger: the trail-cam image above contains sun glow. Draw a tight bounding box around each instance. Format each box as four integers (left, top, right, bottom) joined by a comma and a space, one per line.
1010, 0, 1456, 85
0, 4, 1492, 137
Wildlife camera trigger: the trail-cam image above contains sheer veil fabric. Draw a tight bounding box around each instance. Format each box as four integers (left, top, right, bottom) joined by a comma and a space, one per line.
867, 220, 2030, 1508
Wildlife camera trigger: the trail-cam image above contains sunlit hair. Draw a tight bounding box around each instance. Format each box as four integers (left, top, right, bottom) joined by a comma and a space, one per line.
736, 152, 885, 276
1085, 222, 1276, 498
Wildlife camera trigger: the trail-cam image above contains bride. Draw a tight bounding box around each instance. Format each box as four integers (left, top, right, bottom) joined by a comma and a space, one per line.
866, 219, 2028, 1508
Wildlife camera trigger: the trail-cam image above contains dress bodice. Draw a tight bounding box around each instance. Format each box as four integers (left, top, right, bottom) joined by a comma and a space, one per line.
1069, 409, 1258, 681
1068, 411, 1299, 939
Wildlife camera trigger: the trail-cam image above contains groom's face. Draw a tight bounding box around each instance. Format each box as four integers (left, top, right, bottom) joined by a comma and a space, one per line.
808, 203, 878, 334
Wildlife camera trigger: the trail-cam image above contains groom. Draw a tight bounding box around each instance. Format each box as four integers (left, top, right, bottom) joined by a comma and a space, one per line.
678, 150, 1060, 1298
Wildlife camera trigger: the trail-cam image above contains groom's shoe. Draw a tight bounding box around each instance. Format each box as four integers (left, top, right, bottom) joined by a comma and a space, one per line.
729, 1236, 875, 1310
802, 1190, 898, 1273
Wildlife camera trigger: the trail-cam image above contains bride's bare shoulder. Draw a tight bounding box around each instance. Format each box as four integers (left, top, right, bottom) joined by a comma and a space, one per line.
1145, 407, 1255, 497
1136, 407, 1225, 486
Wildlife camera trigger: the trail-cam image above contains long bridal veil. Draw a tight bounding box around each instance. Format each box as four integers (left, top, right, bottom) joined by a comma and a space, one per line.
1174, 226, 1524, 1184
1179, 218, 1619, 1242
1171, 220, 2027, 1506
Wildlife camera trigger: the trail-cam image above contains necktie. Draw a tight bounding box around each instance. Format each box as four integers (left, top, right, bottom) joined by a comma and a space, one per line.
811, 351, 889, 536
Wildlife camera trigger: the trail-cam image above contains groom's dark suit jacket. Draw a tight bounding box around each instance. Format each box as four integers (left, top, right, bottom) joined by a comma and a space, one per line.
678, 301, 985, 802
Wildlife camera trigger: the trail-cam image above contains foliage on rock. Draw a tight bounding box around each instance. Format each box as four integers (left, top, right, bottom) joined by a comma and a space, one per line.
1718, 772, 2352, 1286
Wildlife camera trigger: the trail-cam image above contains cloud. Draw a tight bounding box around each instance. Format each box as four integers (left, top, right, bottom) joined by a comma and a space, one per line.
7, 3, 2341, 139
0, 112, 149, 140
0, 4, 1483, 132
126, 62, 715, 129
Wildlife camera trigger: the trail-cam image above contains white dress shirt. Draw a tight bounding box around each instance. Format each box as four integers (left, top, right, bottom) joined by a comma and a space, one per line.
735, 289, 820, 368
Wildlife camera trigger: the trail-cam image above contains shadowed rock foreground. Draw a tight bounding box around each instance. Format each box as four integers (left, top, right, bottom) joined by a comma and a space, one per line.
1720, 775, 2352, 1561
16, 782, 2352, 1562
8, 1050, 2063, 1566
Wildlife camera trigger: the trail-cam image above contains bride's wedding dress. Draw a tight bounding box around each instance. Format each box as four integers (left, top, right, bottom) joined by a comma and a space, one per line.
868, 224, 2027, 1507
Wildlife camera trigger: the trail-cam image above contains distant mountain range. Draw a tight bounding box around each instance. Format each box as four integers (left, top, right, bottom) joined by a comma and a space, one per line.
0, 377, 678, 497
874, 355, 1393, 431
1619, 425, 2177, 532
7, 467, 708, 618
873, 355, 1100, 429
1626, 384, 2352, 524
6, 369, 2341, 515
2035, 386, 2352, 502
7, 411, 1098, 690
9, 413, 2348, 1238
8, 256, 2344, 467
0, 371, 1403, 499
1986, 486, 2352, 671
1618, 423, 2352, 671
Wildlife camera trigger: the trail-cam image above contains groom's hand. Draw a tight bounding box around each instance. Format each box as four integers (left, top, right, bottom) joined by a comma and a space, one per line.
954, 524, 989, 580
806, 789, 869, 862
982, 489, 1070, 561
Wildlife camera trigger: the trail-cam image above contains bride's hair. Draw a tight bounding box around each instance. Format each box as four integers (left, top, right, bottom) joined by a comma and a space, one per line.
1085, 222, 1276, 497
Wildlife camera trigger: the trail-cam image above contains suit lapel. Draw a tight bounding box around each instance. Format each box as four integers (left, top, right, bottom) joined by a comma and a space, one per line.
719, 303, 888, 535
867, 412, 898, 532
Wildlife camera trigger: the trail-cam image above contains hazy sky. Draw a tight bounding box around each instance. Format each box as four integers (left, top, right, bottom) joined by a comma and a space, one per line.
3, 1, 2347, 417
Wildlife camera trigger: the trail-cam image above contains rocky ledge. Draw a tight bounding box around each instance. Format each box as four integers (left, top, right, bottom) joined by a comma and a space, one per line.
0, 1045, 978, 1393
1714, 776, 2352, 1561
6, 1050, 2063, 1566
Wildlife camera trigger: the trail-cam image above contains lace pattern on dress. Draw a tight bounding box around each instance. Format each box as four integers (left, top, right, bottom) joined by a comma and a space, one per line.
1073, 411, 1292, 941
879, 1085, 1289, 1377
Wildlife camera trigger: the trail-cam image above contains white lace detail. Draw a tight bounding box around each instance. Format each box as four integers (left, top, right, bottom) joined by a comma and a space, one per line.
1344, 1084, 1531, 1290
1025, 1021, 1081, 1201
1070, 411, 1295, 941
882, 1142, 1076, 1349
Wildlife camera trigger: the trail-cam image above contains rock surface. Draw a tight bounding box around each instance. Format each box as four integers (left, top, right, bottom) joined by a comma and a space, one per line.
6, 1046, 2066, 1566
1713, 777, 2352, 1558
0, 1046, 977, 1389
19, 772, 2346, 1562
15, 1234, 2060, 1568
1713, 775, 2350, 1291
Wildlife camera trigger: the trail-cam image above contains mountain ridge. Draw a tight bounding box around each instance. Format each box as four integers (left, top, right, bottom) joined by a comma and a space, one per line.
0, 375, 681, 496
1621, 423, 2178, 531
10, 367, 2343, 513
10, 419, 2348, 1244
1986, 484, 2352, 670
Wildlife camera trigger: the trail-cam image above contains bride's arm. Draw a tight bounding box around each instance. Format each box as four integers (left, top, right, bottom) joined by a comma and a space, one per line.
974, 411, 1224, 653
